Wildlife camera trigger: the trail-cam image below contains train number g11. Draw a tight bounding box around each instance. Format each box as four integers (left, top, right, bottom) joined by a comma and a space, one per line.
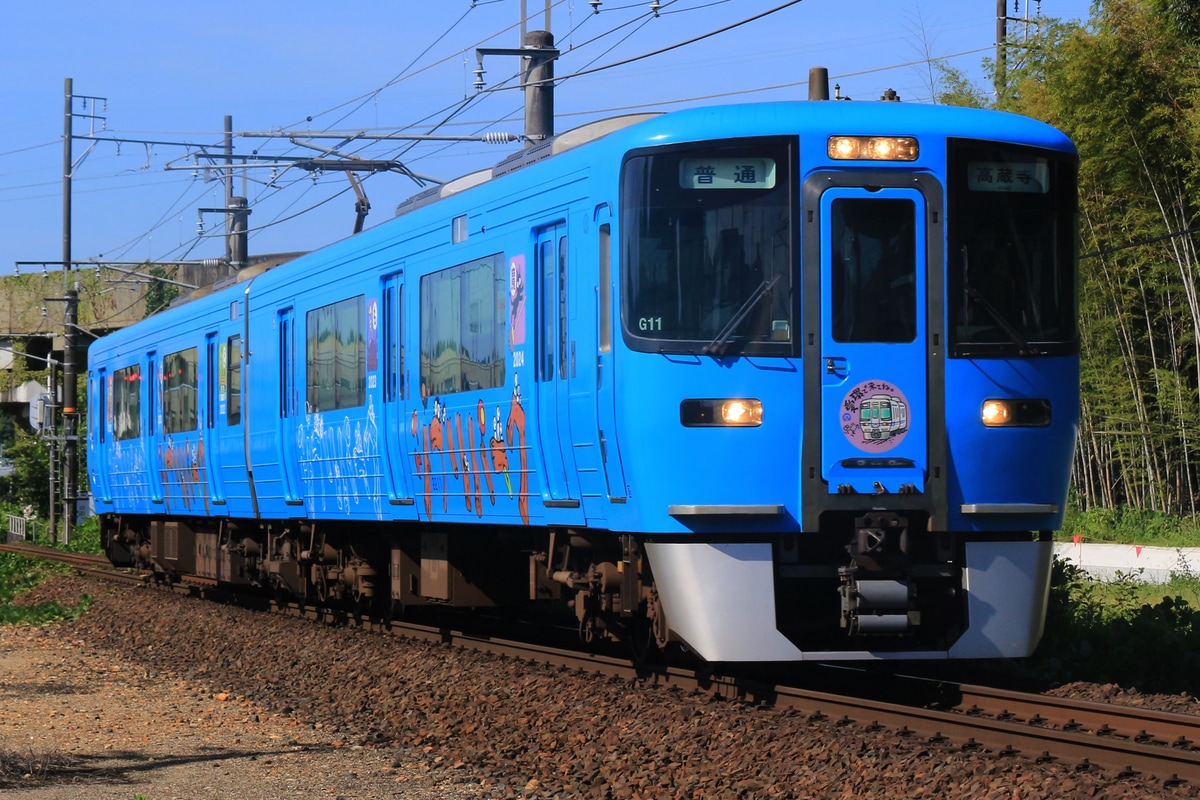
638, 316, 663, 332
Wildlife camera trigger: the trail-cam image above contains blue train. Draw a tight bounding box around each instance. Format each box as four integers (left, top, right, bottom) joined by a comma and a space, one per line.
88, 96, 1079, 663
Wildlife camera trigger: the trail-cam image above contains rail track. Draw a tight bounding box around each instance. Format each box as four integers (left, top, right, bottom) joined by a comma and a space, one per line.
7, 540, 1200, 789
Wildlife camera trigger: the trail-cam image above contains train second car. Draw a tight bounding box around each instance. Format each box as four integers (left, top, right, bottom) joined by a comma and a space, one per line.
88, 98, 1078, 663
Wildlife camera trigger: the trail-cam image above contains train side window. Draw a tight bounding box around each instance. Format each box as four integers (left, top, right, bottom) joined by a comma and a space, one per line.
599, 224, 612, 354
305, 296, 366, 412
162, 347, 198, 434
539, 239, 555, 383
227, 336, 242, 425
113, 365, 141, 441
146, 354, 158, 436
205, 335, 217, 429
97, 369, 108, 444
419, 254, 506, 396
279, 309, 296, 418
558, 234, 569, 379
383, 280, 405, 402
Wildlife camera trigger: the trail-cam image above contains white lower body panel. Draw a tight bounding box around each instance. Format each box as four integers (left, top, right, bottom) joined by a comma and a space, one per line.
643, 539, 1053, 662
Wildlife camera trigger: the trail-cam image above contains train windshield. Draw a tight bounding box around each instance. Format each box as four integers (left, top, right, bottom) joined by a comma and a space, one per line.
621, 136, 796, 356
947, 140, 1078, 357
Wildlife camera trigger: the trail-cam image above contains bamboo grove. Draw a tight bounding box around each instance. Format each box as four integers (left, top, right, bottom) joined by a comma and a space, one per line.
953, 0, 1200, 517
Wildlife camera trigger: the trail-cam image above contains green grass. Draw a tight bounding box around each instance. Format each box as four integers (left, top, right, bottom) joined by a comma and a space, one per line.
0, 512, 97, 625
1060, 505, 1200, 547
0, 550, 91, 625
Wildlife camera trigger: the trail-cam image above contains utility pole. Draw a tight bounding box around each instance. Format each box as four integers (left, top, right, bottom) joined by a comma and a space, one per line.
58, 78, 72, 545
59, 78, 104, 545
224, 115, 235, 268
996, 0, 1042, 99
996, 0, 1007, 97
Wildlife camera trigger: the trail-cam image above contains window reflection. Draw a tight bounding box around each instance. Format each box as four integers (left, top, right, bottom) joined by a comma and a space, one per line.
622, 137, 795, 355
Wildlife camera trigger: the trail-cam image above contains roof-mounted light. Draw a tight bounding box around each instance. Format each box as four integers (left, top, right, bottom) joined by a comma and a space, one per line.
828, 136, 919, 162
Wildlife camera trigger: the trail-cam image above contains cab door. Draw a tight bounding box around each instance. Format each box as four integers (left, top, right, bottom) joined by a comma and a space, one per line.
594, 213, 627, 505
801, 174, 946, 528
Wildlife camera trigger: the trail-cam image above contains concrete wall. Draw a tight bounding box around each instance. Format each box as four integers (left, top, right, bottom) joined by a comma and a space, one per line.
1053, 541, 1200, 583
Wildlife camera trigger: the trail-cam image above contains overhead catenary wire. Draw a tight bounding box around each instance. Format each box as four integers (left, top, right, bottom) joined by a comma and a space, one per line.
14, 0, 991, 277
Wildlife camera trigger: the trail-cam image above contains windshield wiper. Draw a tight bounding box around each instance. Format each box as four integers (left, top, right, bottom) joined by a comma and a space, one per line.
961, 246, 1042, 356
702, 273, 781, 356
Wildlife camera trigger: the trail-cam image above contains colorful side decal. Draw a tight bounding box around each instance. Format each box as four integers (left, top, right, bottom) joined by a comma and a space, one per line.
159, 436, 209, 514
411, 376, 530, 525
296, 401, 384, 519
509, 254, 526, 349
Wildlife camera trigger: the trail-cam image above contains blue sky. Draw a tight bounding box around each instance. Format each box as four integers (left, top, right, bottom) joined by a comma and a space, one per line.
0, 0, 1094, 303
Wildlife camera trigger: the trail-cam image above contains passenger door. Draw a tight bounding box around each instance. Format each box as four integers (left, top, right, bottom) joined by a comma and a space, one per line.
277, 307, 303, 506
146, 351, 164, 505
801, 174, 946, 528
381, 272, 414, 508
90, 368, 113, 504
217, 332, 251, 514
204, 333, 225, 506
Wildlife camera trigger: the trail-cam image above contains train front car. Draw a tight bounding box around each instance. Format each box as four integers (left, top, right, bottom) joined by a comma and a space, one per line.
616, 102, 1078, 662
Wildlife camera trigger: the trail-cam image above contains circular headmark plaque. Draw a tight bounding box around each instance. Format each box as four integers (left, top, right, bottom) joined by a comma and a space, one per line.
840, 380, 910, 453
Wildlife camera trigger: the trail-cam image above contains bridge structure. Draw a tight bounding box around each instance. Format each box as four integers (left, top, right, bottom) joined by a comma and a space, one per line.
0, 253, 304, 431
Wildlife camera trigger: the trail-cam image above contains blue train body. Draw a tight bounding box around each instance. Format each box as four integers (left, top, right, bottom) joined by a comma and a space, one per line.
88, 99, 1079, 662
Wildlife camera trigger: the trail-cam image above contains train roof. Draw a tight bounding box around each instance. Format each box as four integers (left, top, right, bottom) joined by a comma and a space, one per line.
394, 100, 1072, 214
89, 99, 1075, 360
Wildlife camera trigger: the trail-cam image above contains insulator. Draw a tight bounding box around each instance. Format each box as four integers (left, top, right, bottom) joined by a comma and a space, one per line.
649, 0, 661, 15
483, 131, 517, 144
590, 0, 601, 11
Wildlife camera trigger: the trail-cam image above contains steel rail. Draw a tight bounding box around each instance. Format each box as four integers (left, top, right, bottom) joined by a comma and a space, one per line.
951, 682, 1200, 749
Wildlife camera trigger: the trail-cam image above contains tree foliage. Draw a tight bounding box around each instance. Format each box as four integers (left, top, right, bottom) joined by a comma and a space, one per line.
144, 265, 180, 316
0, 429, 51, 519
996, 0, 1200, 518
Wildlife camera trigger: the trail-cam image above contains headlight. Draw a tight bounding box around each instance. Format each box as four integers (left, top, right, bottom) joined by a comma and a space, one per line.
681, 398, 763, 427
828, 136, 918, 161
982, 398, 1051, 427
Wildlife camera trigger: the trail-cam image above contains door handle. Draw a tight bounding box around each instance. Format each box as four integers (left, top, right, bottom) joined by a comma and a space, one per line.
825, 356, 848, 375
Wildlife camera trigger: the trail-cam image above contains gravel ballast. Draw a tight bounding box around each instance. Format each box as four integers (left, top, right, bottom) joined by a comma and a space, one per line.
3, 574, 1198, 799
